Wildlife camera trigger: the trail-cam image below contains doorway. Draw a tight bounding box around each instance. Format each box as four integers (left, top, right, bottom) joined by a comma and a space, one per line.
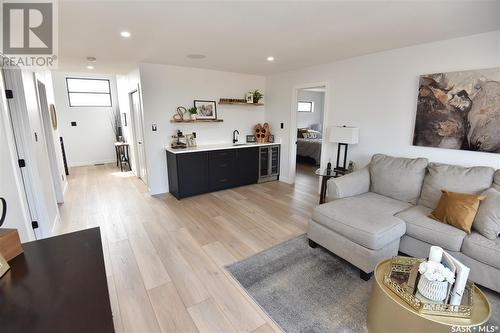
289, 83, 329, 189
129, 89, 147, 184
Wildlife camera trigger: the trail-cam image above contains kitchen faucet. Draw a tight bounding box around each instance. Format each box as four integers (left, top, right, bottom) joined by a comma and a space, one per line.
233, 130, 239, 144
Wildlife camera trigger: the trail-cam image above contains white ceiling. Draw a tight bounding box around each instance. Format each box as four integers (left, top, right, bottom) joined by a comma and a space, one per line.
57, 1, 500, 75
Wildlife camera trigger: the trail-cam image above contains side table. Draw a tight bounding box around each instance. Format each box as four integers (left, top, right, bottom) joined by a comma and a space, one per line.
114, 142, 131, 172
315, 168, 338, 204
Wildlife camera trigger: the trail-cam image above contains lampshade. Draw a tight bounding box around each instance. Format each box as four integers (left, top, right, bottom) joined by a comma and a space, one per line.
328, 126, 359, 144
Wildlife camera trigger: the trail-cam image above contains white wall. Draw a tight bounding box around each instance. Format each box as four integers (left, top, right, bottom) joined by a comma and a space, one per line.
266, 31, 500, 182
52, 71, 119, 167
297, 90, 324, 130
137, 63, 265, 195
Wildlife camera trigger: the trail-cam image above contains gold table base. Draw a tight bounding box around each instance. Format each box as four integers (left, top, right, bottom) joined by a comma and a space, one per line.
367, 259, 491, 333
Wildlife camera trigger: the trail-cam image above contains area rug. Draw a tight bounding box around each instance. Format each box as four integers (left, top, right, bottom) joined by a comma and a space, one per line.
226, 235, 500, 333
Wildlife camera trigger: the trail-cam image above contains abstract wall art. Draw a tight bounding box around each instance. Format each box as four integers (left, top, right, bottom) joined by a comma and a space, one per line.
413, 67, 500, 153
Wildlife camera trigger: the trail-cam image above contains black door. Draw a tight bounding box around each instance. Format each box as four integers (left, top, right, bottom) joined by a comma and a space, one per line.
177, 152, 209, 197
236, 147, 259, 186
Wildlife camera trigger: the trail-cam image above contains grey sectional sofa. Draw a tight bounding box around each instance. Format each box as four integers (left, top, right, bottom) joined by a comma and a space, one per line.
307, 154, 500, 292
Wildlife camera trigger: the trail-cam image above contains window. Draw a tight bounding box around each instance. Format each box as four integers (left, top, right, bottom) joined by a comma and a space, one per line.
298, 101, 314, 112
66, 78, 112, 107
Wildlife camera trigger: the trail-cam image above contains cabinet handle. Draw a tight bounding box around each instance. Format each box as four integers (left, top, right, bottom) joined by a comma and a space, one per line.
219, 178, 228, 182
219, 163, 227, 167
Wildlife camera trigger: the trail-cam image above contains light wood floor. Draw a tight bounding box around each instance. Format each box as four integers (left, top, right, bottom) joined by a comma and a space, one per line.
54, 163, 320, 333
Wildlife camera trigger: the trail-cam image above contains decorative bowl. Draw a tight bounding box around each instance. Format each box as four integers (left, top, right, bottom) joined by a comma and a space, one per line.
417, 275, 448, 302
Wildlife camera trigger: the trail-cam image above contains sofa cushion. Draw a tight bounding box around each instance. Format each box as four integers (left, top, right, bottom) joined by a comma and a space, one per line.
462, 232, 500, 269
395, 205, 466, 251
369, 154, 428, 204
494, 170, 500, 190
418, 163, 494, 209
312, 192, 410, 250
474, 187, 500, 240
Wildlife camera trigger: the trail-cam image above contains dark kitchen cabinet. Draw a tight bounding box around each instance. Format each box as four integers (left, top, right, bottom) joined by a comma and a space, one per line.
236, 147, 259, 186
208, 150, 236, 191
167, 151, 209, 198
167, 145, 277, 199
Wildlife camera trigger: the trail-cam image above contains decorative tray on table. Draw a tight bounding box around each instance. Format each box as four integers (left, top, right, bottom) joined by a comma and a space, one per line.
383, 256, 474, 318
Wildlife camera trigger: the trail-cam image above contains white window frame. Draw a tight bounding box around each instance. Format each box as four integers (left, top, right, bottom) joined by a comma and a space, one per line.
66, 77, 112, 107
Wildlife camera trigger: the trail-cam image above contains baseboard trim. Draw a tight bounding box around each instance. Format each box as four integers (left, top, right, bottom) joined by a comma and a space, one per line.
68, 159, 116, 167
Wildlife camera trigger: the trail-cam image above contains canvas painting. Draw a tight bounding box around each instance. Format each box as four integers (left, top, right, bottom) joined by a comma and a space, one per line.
413, 67, 500, 153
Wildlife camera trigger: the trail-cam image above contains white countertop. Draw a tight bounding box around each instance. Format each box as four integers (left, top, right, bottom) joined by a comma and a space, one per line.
165, 141, 280, 154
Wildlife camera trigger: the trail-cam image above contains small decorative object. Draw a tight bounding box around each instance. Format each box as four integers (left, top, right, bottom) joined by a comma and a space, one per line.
187, 106, 198, 121
171, 130, 187, 149
413, 67, 500, 153
442, 251, 470, 305
194, 100, 217, 120
251, 89, 263, 104
185, 133, 197, 147
0, 253, 9, 278
245, 92, 254, 104
0, 197, 6, 227
109, 107, 123, 141
347, 161, 355, 174
417, 260, 455, 302
219, 98, 247, 104
268, 135, 275, 143
0, 228, 23, 262
173, 106, 186, 122
384, 256, 474, 318
49, 104, 57, 129
254, 123, 270, 143
246, 135, 256, 143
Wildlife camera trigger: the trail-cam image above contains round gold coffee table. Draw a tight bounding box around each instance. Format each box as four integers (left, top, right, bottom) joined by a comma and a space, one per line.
367, 259, 491, 333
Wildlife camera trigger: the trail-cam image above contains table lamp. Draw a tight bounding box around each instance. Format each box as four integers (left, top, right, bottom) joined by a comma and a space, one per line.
328, 125, 359, 174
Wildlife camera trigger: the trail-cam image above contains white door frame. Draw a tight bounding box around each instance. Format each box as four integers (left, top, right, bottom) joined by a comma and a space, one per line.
1, 67, 51, 239
129, 87, 148, 184
289, 81, 330, 185
0, 69, 34, 241
35, 78, 64, 203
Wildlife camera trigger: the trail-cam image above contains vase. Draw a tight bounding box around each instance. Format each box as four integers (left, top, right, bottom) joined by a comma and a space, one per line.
417, 275, 448, 302
190, 114, 197, 121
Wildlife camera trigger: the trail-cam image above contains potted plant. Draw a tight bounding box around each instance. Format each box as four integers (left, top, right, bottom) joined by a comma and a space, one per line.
252, 90, 263, 104
188, 106, 198, 120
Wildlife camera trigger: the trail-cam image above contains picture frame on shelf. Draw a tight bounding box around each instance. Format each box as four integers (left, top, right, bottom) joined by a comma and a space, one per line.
194, 100, 217, 120
246, 135, 256, 143
245, 92, 254, 104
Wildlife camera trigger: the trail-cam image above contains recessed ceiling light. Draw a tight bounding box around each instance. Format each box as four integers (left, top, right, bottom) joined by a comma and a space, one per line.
120, 31, 131, 38
87, 65, 94, 70
267, 56, 275, 62
186, 54, 206, 59
86, 56, 97, 62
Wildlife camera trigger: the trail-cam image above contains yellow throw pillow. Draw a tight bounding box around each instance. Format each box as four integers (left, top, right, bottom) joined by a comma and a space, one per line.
430, 191, 486, 234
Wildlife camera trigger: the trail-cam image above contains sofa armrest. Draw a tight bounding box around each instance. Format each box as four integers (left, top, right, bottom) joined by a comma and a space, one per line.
327, 167, 370, 200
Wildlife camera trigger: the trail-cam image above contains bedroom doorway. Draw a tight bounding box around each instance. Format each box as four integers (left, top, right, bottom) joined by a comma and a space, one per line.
290, 83, 329, 190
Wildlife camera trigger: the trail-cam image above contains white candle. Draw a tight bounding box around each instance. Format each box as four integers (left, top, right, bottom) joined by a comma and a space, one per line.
429, 246, 443, 263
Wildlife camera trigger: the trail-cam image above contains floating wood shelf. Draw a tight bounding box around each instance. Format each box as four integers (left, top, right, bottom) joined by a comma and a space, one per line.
219, 101, 264, 106
170, 119, 224, 123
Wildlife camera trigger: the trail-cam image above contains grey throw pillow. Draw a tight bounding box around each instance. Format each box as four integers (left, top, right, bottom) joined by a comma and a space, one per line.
369, 154, 428, 204
474, 187, 500, 240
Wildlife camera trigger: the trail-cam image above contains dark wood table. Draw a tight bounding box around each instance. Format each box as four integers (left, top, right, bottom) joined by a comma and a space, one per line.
0, 227, 114, 333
